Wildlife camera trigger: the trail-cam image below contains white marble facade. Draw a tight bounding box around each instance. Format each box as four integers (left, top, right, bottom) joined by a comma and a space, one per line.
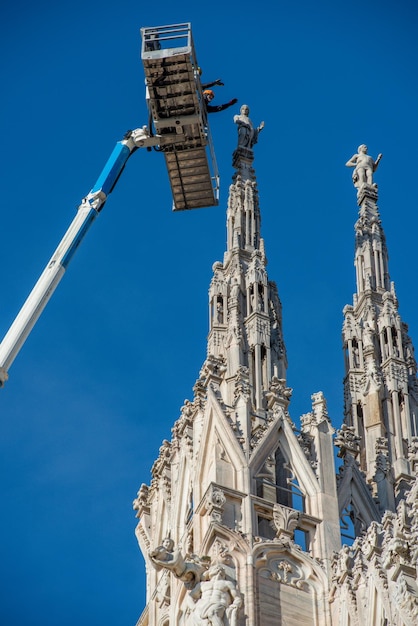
133, 136, 418, 625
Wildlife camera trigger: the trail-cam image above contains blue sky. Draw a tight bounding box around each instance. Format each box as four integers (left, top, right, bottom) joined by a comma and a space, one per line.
1, 1, 418, 624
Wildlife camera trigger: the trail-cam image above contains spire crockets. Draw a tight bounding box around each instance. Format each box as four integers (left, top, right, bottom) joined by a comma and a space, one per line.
342, 147, 418, 512
207, 105, 287, 420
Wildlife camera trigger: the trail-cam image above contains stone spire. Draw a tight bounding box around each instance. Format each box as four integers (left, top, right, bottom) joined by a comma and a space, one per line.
207, 105, 287, 425
341, 152, 418, 520
133, 111, 341, 626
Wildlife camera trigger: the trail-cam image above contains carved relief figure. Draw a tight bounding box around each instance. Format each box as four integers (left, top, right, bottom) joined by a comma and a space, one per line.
188, 564, 242, 626
363, 319, 375, 348
234, 104, 264, 149
362, 307, 377, 348
345, 144, 382, 188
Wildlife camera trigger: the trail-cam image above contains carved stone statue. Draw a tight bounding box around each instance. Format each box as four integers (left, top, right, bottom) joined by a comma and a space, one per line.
148, 538, 205, 589
234, 104, 264, 149
345, 144, 382, 188
188, 564, 242, 626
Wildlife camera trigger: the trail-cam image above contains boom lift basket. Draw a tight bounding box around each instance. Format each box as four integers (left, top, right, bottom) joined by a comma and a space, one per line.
141, 23, 219, 211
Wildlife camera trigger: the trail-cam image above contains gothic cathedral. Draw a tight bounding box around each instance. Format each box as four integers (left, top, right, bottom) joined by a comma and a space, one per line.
133, 124, 418, 625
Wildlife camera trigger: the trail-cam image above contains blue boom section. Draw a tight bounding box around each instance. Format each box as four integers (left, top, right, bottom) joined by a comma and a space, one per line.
61, 141, 133, 269
91, 142, 132, 197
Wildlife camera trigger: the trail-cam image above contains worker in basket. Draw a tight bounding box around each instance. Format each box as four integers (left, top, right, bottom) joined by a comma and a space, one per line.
202, 79, 237, 113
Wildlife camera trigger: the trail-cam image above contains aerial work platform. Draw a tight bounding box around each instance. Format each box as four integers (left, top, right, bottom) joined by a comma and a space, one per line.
0, 22, 220, 386
141, 23, 219, 211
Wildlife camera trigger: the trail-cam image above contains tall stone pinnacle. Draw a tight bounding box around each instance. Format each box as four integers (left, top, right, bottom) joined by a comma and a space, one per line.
132, 115, 342, 626
341, 149, 418, 512
206, 106, 288, 427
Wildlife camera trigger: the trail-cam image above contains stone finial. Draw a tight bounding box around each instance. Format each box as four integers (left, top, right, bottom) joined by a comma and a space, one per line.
345, 144, 382, 189
265, 376, 292, 409
311, 391, 330, 424
133, 483, 150, 518
335, 424, 361, 459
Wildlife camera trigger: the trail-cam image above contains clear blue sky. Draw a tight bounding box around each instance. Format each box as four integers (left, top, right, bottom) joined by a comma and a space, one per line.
1, 1, 418, 624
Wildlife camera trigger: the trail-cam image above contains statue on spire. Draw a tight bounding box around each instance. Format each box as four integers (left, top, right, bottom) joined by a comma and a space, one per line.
234, 104, 264, 149
345, 144, 382, 188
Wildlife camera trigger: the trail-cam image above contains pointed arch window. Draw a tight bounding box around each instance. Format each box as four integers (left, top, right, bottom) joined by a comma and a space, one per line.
254, 448, 306, 516
275, 449, 305, 512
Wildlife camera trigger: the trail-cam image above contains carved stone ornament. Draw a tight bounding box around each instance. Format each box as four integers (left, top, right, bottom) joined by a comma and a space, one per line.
200, 355, 227, 385
297, 428, 316, 469
151, 439, 172, 480
210, 540, 235, 567
193, 376, 207, 409
233, 366, 250, 403
335, 424, 361, 459
391, 571, 418, 626
265, 376, 292, 411
133, 483, 150, 517
333, 545, 354, 582
374, 437, 390, 477
272, 503, 300, 542
268, 557, 307, 590
360, 521, 381, 559
205, 485, 226, 523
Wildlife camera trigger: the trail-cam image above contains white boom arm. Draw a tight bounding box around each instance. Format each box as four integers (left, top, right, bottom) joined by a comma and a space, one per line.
0, 127, 159, 386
